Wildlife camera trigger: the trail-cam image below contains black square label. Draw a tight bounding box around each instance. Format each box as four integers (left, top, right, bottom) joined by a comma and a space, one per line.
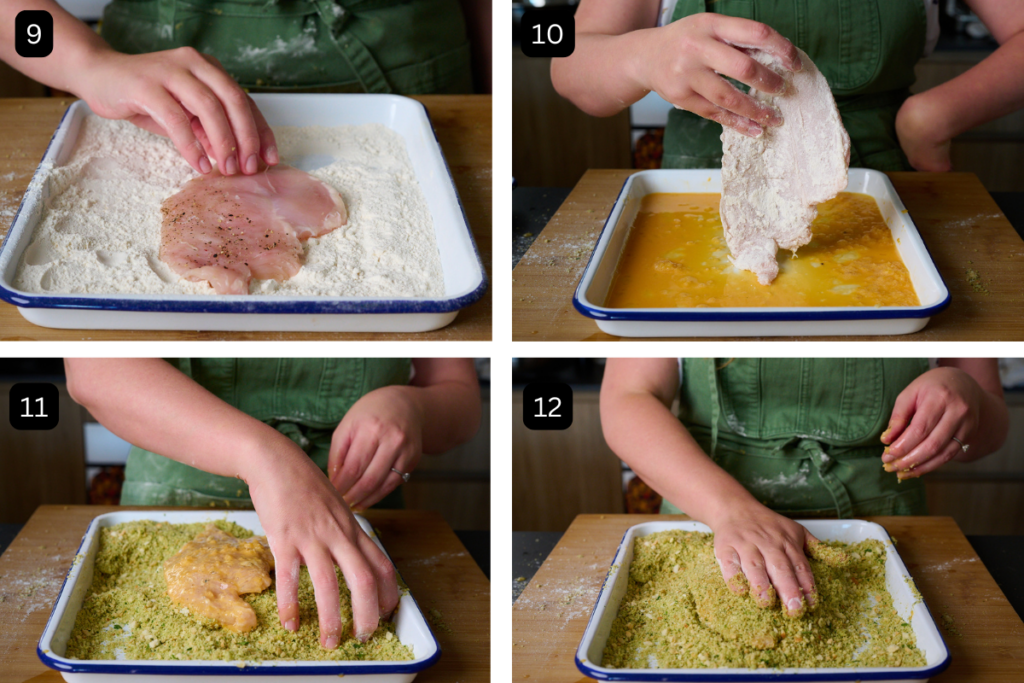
15, 11, 53, 58
9, 383, 59, 430
521, 9, 575, 59
523, 382, 573, 430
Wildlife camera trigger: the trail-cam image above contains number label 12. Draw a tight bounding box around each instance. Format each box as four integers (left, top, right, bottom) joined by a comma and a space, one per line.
523, 382, 573, 431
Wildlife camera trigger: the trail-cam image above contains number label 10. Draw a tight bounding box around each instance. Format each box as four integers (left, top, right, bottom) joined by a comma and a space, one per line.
520, 9, 575, 59
9, 383, 59, 430
15, 11, 54, 58
523, 382, 573, 431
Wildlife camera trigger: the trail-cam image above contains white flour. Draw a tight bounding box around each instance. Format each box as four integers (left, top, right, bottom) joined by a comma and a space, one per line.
13, 115, 444, 297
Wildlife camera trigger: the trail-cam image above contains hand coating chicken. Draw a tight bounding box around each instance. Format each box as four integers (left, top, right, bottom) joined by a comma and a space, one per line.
159, 164, 347, 294
164, 525, 275, 633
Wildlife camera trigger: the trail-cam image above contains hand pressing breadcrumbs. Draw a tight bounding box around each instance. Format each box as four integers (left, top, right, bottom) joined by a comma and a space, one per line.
65, 521, 414, 662
603, 531, 925, 669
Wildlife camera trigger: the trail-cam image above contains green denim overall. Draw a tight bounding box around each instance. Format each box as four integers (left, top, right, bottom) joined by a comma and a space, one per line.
663, 0, 926, 171
100, 0, 473, 93
120, 358, 411, 508
660, 358, 929, 518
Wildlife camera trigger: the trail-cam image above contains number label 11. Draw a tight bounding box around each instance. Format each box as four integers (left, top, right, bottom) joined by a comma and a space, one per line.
520, 9, 575, 59
9, 383, 59, 430
523, 382, 573, 431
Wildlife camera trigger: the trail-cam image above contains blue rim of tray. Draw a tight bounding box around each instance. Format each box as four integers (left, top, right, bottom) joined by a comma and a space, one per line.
572, 174, 951, 323
37, 512, 441, 676
0, 96, 487, 316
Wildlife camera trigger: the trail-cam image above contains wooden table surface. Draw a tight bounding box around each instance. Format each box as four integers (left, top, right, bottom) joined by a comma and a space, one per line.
512, 170, 1024, 341
0, 95, 491, 341
0, 506, 489, 683
513, 514, 1024, 682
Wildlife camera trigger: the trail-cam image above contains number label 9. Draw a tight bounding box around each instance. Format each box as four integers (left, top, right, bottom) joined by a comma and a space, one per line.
521, 9, 575, 59
15, 10, 53, 58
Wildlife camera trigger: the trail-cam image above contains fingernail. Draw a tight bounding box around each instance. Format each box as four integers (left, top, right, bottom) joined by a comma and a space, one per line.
766, 112, 783, 127
266, 146, 279, 165
324, 635, 339, 650
792, 55, 803, 71
225, 155, 239, 175
285, 619, 298, 631
356, 631, 372, 643
245, 154, 258, 175
199, 156, 212, 174
786, 597, 804, 616
745, 123, 764, 138
883, 463, 895, 472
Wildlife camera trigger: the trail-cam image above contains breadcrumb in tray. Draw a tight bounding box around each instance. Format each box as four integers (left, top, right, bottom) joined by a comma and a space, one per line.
65, 520, 413, 662
602, 530, 925, 670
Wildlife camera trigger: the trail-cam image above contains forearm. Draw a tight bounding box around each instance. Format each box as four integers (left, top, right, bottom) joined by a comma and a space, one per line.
936, 359, 1009, 461
64, 359, 303, 482
403, 380, 480, 455
601, 389, 758, 525
955, 388, 1009, 461
907, 33, 1024, 143
0, 0, 111, 94
551, 30, 656, 116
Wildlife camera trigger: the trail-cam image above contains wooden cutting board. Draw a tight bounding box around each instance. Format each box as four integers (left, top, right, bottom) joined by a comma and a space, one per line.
513, 514, 1024, 682
0, 95, 491, 341
512, 169, 1024, 340
0, 505, 488, 682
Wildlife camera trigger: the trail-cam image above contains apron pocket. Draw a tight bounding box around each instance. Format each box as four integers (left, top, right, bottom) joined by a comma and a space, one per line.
802, 0, 882, 94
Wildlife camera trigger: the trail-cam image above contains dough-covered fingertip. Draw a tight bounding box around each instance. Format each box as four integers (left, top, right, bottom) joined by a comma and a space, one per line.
785, 596, 807, 618
726, 572, 749, 595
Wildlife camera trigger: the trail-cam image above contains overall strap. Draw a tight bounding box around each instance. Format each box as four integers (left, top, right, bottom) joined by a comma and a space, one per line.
708, 359, 722, 460
791, 438, 855, 519
310, 0, 394, 93
157, 0, 176, 39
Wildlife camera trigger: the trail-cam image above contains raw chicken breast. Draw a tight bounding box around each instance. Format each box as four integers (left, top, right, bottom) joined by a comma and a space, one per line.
720, 47, 850, 285
160, 164, 347, 294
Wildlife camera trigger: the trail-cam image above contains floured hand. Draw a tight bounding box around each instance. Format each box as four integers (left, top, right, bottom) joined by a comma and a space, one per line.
635, 14, 802, 136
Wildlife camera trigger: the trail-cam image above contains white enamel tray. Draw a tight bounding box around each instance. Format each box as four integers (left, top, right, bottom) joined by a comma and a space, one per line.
573, 169, 950, 337
576, 520, 950, 682
0, 95, 486, 332
38, 511, 439, 683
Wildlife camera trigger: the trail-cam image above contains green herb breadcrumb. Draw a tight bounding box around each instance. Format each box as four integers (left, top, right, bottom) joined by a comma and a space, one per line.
65, 520, 413, 662
602, 531, 925, 670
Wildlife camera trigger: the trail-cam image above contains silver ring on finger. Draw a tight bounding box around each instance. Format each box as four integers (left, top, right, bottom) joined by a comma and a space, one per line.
390, 467, 411, 483
951, 436, 969, 454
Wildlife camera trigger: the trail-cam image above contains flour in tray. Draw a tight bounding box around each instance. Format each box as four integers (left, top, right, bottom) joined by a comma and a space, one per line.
13, 115, 444, 297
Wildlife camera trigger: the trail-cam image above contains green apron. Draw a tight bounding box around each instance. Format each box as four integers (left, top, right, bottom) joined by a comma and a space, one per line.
100, 0, 473, 93
120, 358, 412, 508
663, 0, 926, 171
660, 358, 929, 518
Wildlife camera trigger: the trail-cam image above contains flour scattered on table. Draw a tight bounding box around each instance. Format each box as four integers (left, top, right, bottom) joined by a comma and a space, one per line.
13, 115, 444, 297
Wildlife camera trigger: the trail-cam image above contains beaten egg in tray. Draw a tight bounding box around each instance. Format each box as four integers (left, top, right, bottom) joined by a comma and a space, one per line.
573, 169, 950, 338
